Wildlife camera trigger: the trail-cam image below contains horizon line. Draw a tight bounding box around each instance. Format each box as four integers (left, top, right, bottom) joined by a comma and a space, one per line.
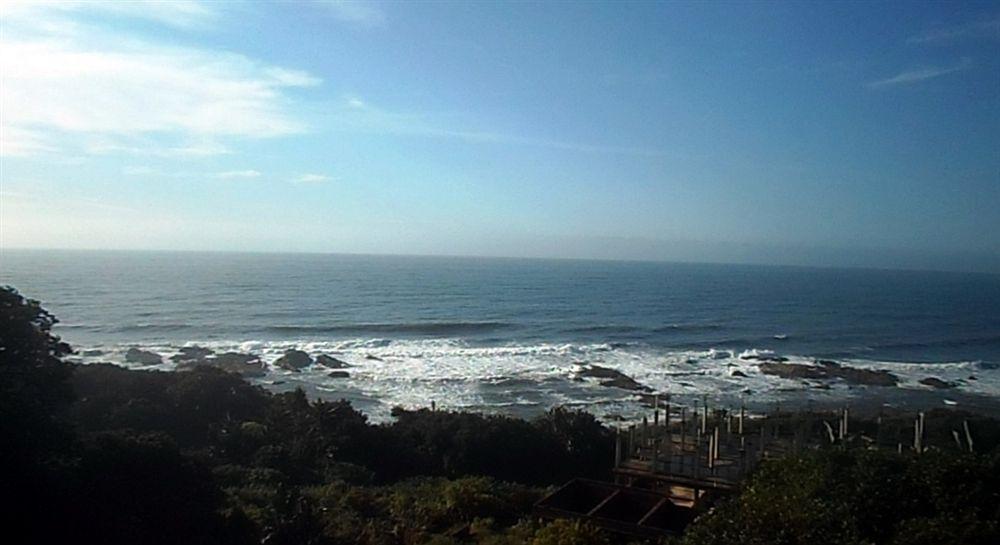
2, 245, 997, 277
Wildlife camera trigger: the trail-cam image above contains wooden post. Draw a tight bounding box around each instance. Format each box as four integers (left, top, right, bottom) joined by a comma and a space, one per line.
629, 425, 636, 458
707, 431, 714, 469
918, 412, 925, 453
963, 420, 974, 453
652, 437, 659, 473
739, 405, 745, 435
702, 395, 709, 435
824, 421, 836, 444
642, 416, 649, 453
952, 430, 963, 451
614, 427, 622, 467
680, 407, 687, 471
714, 426, 720, 462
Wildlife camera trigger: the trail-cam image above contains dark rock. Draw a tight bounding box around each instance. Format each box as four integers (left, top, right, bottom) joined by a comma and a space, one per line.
170, 346, 213, 362
968, 375, 978, 381
177, 351, 265, 378
759, 361, 898, 387
919, 377, 955, 389
576, 364, 651, 392
125, 348, 162, 365
831, 366, 898, 387
275, 349, 313, 371
759, 362, 826, 380
365, 354, 384, 361
731, 370, 748, 378
328, 371, 350, 378
214, 352, 260, 366
80, 349, 104, 357
741, 354, 788, 363
316, 354, 352, 368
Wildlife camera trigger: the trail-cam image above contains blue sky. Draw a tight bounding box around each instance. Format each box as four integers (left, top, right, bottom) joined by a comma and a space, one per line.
1, 1, 998, 272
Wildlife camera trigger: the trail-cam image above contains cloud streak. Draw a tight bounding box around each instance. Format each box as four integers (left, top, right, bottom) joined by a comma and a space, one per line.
215, 170, 262, 179
0, 2, 319, 157
907, 17, 1000, 45
319, 0, 386, 27
0, 0, 217, 30
293, 173, 331, 184
867, 58, 972, 88
327, 97, 668, 157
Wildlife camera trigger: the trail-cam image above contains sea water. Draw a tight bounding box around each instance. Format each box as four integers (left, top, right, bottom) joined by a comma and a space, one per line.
3, 249, 998, 421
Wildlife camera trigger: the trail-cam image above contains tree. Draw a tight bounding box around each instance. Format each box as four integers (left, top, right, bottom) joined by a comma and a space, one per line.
1, 285, 75, 472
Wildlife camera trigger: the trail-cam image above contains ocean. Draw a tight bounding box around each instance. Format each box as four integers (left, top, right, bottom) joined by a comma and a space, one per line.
3, 249, 999, 421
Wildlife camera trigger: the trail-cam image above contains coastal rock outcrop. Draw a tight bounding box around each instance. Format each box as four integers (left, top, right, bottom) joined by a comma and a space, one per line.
758, 360, 898, 387
275, 349, 313, 371
170, 346, 213, 363
575, 364, 651, 392
919, 377, 955, 389
125, 348, 162, 365
328, 371, 350, 378
176, 351, 266, 378
741, 354, 790, 363
316, 354, 352, 368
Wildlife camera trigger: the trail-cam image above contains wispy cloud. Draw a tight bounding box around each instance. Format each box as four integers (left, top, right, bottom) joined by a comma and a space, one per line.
907, 17, 1000, 45
214, 170, 262, 179
292, 173, 331, 184
86, 138, 232, 157
0, 126, 56, 156
328, 97, 667, 157
0, 2, 319, 157
867, 58, 972, 88
0, 0, 217, 30
319, 0, 386, 27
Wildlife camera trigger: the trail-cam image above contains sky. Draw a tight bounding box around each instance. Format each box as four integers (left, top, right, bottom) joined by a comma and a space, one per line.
1, 0, 998, 272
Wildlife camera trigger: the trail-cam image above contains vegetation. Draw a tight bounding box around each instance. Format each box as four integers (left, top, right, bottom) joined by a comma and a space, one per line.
682, 449, 1000, 545
2, 285, 998, 544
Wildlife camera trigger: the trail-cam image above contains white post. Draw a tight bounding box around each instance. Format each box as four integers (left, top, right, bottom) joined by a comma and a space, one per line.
964, 420, 975, 453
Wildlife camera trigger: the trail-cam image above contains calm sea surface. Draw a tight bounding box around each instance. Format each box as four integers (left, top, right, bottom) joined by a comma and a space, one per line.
3, 250, 999, 419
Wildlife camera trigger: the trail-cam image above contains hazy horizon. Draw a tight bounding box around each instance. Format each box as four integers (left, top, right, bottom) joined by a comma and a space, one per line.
2, 1, 998, 273
3, 244, 999, 276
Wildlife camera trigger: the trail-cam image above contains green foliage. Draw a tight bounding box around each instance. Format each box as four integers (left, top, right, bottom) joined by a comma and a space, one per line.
4, 286, 1000, 545
0, 286, 73, 462
386, 406, 614, 484
682, 449, 1000, 545
51, 430, 246, 544
529, 518, 612, 545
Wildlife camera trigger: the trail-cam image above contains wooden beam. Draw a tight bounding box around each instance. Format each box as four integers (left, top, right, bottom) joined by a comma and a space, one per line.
637, 497, 669, 527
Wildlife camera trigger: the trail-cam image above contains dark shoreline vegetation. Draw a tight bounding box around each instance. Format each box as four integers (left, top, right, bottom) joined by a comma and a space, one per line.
2, 286, 999, 544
